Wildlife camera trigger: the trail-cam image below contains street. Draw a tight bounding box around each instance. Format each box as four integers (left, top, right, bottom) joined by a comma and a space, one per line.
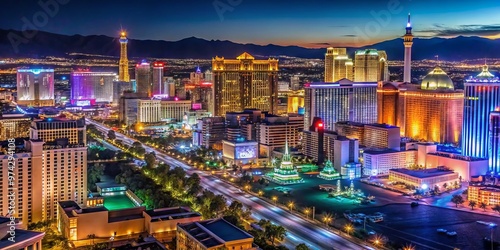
86, 118, 370, 250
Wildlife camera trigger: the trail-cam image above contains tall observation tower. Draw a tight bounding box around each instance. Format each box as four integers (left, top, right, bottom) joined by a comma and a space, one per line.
403, 13, 413, 83
119, 31, 130, 82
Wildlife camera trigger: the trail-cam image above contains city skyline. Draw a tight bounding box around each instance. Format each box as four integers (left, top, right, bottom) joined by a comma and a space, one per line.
1, 0, 499, 47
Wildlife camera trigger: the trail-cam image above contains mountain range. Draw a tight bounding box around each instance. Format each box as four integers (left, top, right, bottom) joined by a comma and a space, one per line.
0, 29, 499, 61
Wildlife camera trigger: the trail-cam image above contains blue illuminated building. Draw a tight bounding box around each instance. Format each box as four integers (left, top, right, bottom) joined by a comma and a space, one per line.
490, 111, 500, 173
462, 65, 500, 172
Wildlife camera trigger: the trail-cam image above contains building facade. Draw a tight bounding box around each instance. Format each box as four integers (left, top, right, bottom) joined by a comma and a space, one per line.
324, 48, 353, 82
16, 68, 54, 106
354, 49, 387, 82
193, 116, 225, 149
304, 79, 377, 131
388, 168, 459, 190
490, 111, 500, 173
152, 62, 164, 96
137, 99, 191, 123
363, 124, 400, 150
462, 65, 500, 164
257, 114, 304, 158
212, 52, 279, 116
135, 61, 152, 97
0, 114, 31, 141
71, 71, 116, 104
363, 149, 417, 176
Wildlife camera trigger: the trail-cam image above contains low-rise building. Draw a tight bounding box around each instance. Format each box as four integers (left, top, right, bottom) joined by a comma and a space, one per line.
468, 184, 500, 206
363, 149, 416, 176
388, 167, 459, 190
57, 199, 201, 241
177, 218, 256, 250
222, 139, 258, 167
0, 217, 45, 250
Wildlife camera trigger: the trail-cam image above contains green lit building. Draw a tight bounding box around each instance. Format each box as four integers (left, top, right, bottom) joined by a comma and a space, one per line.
270, 142, 303, 184
319, 159, 340, 180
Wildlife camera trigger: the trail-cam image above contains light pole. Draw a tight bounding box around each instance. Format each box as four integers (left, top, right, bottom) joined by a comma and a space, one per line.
304, 208, 310, 219
272, 196, 278, 205
288, 201, 295, 213
490, 223, 497, 250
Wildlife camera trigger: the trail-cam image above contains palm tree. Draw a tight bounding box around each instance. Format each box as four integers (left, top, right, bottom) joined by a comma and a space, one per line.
479, 202, 488, 211
296, 243, 310, 250
442, 182, 448, 190
468, 200, 477, 210
268, 225, 287, 245
451, 194, 464, 208
493, 204, 500, 214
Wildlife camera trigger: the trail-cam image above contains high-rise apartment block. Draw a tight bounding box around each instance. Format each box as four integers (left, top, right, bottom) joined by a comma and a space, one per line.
304, 79, 377, 131
212, 52, 278, 116
16, 68, 54, 106
0, 118, 87, 224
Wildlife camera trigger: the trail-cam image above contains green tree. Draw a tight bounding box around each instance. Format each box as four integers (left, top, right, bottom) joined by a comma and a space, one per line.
296, 243, 310, 250
266, 224, 287, 245
144, 152, 157, 168
87, 163, 105, 191
479, 202, 488, 211
443, 182, 448, 190
468, 200, 477, 210
451, 194, 464, 208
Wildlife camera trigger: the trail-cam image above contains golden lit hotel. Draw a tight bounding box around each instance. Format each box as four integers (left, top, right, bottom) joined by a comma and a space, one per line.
468, 185, 500, 206
378, 67, 464, 145
212, 52, 278, 116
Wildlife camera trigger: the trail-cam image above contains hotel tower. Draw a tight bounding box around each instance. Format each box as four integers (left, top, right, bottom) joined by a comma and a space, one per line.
119, 31, 130, 82
403, 13, 413, 83
462, 65, 500, 165
212, 52, 278, 116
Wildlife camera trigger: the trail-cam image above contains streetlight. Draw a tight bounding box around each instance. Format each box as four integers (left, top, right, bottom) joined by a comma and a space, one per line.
344, 224, 353, 235
402, 244, 415, 250
258, 190, 264, 196
288, 201, 295, 213
272, 196, 278, 204
304, 208, 310, 219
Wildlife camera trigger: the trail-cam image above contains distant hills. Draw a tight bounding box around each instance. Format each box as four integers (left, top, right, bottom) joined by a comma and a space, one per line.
0, 29, 499, 60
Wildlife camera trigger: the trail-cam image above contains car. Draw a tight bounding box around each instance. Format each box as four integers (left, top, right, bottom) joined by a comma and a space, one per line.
368, 230, 376, 235
410, 201, 419, 207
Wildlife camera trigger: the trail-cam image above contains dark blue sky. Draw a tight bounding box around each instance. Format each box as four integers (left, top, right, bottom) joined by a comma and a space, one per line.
2, 0, 499, 47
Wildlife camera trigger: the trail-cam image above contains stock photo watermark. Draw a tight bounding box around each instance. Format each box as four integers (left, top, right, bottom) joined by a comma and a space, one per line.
213, 0, 243, 21
353, 0, 404, 44
6, 138, 16, 242
8, 0, 70, 53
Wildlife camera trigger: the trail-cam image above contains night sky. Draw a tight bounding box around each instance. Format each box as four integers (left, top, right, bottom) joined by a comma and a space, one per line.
1, 0, 499, 47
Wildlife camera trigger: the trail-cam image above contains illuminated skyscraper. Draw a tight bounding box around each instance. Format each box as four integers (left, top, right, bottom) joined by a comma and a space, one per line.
135, 60, 152, 97
212, 52, 278, 116
403, 14, 413, 83
354, 49, 382, 82
324, 48, 335, 82
190, 66, 204, 85
152, 61, 164, 95
16, 68, 54, 106
490, 111, 500, 173
304, 79, 377, 131
396, 67, 463, 145
325, 48, 353, 82
462, 65, 500, 160
378, 51, 389, 82
119, 31, 130, 82
70, 70, 116, 105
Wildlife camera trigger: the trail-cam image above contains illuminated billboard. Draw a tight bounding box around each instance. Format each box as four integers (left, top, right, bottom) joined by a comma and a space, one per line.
235, 145, 257, 159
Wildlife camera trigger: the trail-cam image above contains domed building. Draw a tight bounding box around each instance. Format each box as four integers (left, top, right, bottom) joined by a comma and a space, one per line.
421, 67, 454, 90
377, 67, 464, 145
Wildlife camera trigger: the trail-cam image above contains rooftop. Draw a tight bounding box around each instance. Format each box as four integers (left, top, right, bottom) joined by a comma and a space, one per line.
179, 219, 253, 248
366, 123, 399, 129
144, 207, 201, 222
428, 152, 488, 162
390, 168, 456, 178
0, 229, 45, 249
364, 148, 402, 155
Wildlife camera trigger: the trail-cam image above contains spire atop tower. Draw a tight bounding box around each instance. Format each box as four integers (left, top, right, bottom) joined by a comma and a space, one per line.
403, 13, 414, 83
